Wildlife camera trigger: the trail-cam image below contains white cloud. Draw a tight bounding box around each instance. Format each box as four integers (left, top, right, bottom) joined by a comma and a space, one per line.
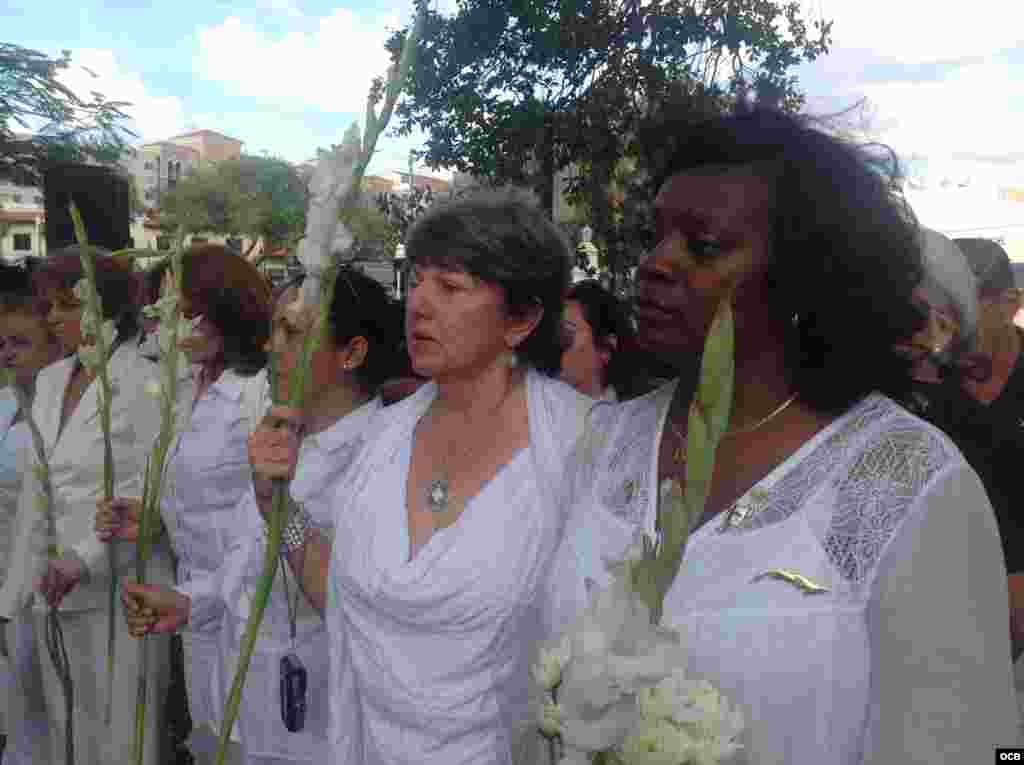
856, 59, 1020, 157
791, 1, 1024, 182
56, 48, 189, 143
812, 0, 1024, 63
194, 8, 406, 114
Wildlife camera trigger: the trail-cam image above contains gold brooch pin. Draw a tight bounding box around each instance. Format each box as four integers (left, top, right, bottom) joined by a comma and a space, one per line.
751, 568, 830, 595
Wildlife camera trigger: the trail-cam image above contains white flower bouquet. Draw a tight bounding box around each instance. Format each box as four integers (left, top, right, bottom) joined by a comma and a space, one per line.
532, 301, 742, 765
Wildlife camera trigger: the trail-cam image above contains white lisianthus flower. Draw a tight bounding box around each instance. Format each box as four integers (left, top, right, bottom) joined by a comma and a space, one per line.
533, 634, 573, 691
144, 380, 162, 400
620, 719, 696, 765
638, 680, 677, 723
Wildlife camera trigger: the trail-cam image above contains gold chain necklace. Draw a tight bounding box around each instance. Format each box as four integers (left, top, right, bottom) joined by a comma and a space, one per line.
668, 393, 799, 464
722, 394, 799, 438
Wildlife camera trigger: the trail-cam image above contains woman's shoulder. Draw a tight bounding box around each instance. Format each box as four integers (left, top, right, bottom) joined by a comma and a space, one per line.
833, 394, 965, 480
783, 394, 974, 587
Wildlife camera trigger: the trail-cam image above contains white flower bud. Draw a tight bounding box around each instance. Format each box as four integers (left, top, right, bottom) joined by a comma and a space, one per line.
538, 702, 563, 738
532, 635, 572, 691
144, 380, 162, 400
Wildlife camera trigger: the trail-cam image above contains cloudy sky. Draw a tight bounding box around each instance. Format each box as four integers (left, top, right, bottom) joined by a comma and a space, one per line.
4, 0, 1023, 185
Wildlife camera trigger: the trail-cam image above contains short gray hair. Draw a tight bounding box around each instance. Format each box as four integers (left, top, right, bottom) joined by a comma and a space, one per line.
405, 186, 572, 375
917, 227, 977, 341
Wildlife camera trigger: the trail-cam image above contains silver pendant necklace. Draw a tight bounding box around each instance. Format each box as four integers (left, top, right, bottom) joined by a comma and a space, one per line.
428, 475, 450, 514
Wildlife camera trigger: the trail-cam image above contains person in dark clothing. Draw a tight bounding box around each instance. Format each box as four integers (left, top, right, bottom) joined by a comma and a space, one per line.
899, 231, 1024, 659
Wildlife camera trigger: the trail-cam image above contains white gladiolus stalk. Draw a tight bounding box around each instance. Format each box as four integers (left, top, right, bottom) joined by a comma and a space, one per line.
69, 202, 120, 727
215, 16, 424, 761
2, 369, 75, 765
132, 228, 187, 765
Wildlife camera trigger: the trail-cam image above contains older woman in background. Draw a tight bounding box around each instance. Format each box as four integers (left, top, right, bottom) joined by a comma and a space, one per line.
96, 244, 271, 764
0, 262, 61, 764
0, 247, 167, 764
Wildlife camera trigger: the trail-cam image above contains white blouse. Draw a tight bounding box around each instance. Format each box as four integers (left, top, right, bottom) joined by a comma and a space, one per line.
325, 370, 591, 765
162, 367, 269, 600
0, 389, 28, 586
184, 398, 381, 762
0, 343, 169, 616
558, 389, 1020, 763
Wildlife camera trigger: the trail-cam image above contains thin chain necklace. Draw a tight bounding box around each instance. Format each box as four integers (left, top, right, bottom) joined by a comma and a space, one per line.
669, 393, 799, 464
723, 394, 799, 438
426, 379, 518, 514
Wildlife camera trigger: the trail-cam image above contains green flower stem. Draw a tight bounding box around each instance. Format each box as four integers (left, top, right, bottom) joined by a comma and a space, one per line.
213, 18, 421, 758
69, 202, 120, 727
132, 227, 186, 765
629, 299, 734, 624
215, 266, 338, 765
7, 373, 74, 765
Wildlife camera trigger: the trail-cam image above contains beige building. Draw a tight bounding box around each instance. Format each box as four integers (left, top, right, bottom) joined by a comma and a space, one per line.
165, 129, 243, 164
127, 129, 251, 253
0, 182, 46, 260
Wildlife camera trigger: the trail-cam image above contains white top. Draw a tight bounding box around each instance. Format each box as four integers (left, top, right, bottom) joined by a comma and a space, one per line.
0, 389, 29, 587
0, 343, 171, 616
325, 370, 591, 764
557, 389, 1020, 763
162, 367, 269, 607
184, 398, 381, 761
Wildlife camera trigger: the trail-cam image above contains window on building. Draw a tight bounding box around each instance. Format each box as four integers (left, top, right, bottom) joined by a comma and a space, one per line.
11, 194, 22, 204
13, 234, 31, 252
156, 236, 172, 251
144, 161, 153, 170
145, 189, 156, 201
33, 195, 43, 205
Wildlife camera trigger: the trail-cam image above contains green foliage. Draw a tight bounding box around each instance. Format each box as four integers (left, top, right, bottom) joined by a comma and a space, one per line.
340, 200, 401, 260
158, 154, 307, 251
389, 0, 832, 271
0, 43, 134, 185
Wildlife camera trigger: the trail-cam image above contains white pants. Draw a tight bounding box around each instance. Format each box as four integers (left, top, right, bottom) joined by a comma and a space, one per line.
33, 607, 171, 765
2, 612, 50, 764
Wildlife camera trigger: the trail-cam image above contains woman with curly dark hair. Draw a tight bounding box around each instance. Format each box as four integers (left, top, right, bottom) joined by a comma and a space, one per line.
556, 108, 1017, 763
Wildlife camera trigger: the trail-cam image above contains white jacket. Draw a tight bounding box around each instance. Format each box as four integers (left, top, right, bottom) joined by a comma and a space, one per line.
0, 342, 171, 616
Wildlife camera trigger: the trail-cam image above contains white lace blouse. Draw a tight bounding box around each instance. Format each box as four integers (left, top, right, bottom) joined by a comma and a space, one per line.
557, 389, 1019, 763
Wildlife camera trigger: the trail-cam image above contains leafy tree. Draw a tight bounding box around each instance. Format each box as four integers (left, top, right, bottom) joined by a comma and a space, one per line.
0, 43, 133, 185
158, 154, 307, 256
389, 0, 832, 275
340, 198, 402, 260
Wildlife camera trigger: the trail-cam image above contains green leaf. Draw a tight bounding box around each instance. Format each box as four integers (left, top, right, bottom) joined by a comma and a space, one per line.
697, 301, 735, 442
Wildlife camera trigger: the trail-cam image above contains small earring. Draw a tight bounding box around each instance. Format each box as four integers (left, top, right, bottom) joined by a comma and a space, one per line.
505, 349, 518, 369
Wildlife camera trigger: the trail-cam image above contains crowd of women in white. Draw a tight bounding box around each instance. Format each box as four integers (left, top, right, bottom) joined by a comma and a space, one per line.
0, 107, 1021, 765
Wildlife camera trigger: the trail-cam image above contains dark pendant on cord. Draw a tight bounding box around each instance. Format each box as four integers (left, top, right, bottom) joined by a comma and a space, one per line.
280, 652, 307, 732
